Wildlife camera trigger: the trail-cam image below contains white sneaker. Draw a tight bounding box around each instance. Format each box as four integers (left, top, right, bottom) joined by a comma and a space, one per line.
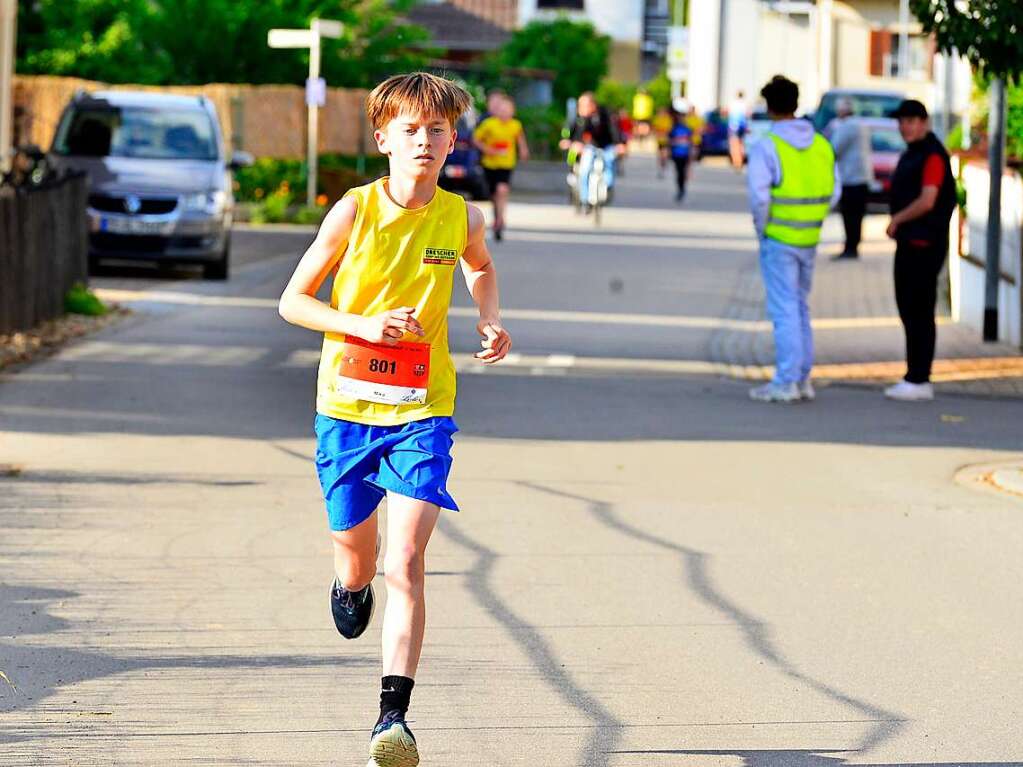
798, 379, 816, 401
749, 382, 800, 403
884, 380, 934, 401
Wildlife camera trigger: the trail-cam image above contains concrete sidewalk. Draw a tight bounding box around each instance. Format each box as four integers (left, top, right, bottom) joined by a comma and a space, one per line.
708, 213, 1023, 398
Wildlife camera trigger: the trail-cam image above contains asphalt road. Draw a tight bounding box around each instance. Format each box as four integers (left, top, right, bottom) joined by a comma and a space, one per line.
3, 157, 1023, 766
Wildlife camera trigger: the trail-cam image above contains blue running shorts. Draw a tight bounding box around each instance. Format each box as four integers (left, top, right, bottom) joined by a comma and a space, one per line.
313, 414, 460, 532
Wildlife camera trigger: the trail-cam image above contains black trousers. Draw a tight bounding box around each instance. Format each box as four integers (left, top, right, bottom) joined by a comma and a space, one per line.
839, 183, 868, 254
672, 155, 690, 198
894, 240, 947, 384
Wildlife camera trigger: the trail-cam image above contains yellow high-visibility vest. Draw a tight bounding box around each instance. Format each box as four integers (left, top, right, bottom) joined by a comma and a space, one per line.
764, 133, 835, 247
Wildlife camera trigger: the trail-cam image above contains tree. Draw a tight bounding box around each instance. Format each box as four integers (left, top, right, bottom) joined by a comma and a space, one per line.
498, 19, 610, 106
911, 0, 1023, 341
16, 0, 432, 88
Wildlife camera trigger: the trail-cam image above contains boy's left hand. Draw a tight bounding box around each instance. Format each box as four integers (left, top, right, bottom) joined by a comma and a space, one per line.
475, 320, 511, 364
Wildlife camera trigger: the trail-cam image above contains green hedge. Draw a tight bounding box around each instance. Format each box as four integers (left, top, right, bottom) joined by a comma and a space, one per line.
233, 154, 388, 204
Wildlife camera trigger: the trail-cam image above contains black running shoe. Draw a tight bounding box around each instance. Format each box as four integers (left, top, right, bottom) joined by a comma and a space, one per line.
330, 578, 374, 639
369, 710, 419, 767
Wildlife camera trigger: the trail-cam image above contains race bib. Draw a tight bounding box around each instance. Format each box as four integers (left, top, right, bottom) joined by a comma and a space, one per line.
336, 338, 430, 405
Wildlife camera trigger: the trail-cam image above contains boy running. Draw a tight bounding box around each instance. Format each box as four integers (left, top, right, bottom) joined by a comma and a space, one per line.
668, 109, 696, 203
473, 93, 529, 241
278, 72, 512, 767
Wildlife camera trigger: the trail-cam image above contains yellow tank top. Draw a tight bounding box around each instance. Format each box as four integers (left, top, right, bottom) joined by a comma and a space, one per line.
316, 178, 467, 425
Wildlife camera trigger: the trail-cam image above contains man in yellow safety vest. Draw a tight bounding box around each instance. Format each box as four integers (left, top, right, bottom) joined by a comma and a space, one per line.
746, 75, 840, 403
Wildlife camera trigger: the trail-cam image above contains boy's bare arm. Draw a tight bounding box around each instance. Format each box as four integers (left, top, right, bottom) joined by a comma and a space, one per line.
517, 130, 530, 163
460, 204, 511, 363
278, 197, 423, 344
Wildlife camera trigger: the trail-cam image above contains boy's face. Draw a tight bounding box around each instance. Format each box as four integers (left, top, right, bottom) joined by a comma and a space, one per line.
375, 110, 456, 179
495, 98, 513, 120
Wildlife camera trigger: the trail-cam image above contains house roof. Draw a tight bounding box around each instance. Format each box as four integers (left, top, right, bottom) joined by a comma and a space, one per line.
405, 1, 516, 52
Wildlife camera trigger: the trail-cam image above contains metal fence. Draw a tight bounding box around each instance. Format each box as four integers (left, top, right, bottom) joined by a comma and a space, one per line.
0, 172, 88, 335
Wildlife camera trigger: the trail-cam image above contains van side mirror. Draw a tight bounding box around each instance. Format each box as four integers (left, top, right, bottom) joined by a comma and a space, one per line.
229, 151, 254, 169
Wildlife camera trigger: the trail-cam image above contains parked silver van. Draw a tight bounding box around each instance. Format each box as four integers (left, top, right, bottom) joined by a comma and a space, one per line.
49, 90, 252, 279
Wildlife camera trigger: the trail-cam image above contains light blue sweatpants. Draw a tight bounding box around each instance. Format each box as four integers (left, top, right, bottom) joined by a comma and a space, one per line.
759, 236, 816, 385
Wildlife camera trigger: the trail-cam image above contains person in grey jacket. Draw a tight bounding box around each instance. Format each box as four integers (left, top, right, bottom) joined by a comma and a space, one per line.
747, 76, 842, 403
825, 99, 873, 259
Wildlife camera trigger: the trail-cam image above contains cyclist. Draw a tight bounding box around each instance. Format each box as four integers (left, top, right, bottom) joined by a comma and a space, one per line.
559, 92, 625, 211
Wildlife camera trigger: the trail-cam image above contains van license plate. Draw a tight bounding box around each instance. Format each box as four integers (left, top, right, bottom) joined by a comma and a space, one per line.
100, 217, 171, 236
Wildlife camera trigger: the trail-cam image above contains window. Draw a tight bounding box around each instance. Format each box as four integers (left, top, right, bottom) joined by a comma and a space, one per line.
54, 106, 218, 161
537, 0, 584, 8
869, 30, 933, 80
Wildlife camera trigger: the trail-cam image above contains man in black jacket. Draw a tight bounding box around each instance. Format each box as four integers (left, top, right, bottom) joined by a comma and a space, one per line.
884, 100, 957, 402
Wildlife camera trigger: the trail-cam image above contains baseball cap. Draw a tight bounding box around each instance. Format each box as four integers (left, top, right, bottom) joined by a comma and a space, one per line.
891, 99, 928, 119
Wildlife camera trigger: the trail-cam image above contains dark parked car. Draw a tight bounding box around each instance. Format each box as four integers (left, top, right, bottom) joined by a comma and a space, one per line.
48, 90, 252, 279
861, 117, 907, 206
812, 88, 905, 134
439, 113, 488, 200
700, 109, 730, 156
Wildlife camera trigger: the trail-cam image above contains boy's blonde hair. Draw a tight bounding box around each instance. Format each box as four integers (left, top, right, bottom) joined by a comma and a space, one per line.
366, 72, 472, 130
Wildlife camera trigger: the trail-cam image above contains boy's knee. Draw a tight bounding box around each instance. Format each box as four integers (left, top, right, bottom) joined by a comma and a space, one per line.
335, 557, 376, 592
384, 546, 425, 593
331, 534, 377, 591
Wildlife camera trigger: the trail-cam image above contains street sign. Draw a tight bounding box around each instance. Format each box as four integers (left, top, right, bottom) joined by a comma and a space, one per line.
667, 26, 689, 83
268, 29, 315, 49
306, 77, 326, 108
313, 19, 343, 38
267, 19, 344, 208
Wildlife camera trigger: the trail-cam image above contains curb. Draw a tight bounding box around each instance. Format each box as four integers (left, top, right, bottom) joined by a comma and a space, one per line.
954, 461, 1023, 501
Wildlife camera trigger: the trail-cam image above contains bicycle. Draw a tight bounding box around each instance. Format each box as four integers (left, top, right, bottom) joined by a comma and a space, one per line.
566, 143, 609, 226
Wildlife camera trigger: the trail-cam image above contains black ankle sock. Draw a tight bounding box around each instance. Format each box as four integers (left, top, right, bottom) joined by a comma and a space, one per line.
377, 675, 414, 726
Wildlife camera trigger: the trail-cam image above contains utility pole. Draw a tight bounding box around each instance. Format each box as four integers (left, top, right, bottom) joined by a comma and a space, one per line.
268, 18, 343, 208
0, 0, 16, 174
898, 0, 910, 78
715, 0, 728, 108
983, 77, 1006, 341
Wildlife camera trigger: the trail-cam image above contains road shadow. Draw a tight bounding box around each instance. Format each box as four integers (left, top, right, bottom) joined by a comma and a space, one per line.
610, 750, 1023, 767
520, 481, 906, 759
437, 516, 625, 767
0, 581, 371, 745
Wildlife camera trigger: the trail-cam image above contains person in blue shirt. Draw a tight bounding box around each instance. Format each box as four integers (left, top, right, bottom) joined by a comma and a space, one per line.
668, 109, 696, 203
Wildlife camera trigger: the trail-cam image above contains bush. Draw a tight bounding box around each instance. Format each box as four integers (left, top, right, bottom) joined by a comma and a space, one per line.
250, 184, 292, 224
644, 71, 672, 111
64, 282, 107, 316
516, 105, 566, 160
596, 79, 637, 113
233, 154, 386, 205
498, 19, 610, 105
294, 205, 327, 225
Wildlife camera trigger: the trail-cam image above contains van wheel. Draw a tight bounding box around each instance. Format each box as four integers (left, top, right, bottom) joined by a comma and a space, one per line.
204, 239, 230, 280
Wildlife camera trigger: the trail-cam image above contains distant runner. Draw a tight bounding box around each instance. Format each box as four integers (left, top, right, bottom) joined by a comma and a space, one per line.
474, 93, 529, 241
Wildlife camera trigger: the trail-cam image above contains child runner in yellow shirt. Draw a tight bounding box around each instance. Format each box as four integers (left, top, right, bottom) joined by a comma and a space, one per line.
473, 93, 529, 241
278, 72, 512, 767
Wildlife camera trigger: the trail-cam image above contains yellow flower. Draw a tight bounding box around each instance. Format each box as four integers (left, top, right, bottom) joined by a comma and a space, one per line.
254, 188, 264, 199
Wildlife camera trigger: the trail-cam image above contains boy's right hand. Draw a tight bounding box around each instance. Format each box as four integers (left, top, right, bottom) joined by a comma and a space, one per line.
357, 307, 424, 345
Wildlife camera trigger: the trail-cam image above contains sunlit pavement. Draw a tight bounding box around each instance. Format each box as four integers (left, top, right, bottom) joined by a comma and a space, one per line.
3, 156, 1023, 766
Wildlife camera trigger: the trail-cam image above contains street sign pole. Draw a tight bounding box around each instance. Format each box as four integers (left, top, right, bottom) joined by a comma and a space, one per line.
307, 24, 321, 210
268, 19, 342, 208
0, 0, 17, 174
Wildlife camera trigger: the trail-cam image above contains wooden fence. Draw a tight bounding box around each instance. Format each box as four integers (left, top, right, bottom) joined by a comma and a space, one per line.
0, 173, 89, 335
14, 75, 373, 159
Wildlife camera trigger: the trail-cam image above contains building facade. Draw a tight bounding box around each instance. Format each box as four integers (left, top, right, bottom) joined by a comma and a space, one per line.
409, 0, 646, 83
687, 0, 970, 131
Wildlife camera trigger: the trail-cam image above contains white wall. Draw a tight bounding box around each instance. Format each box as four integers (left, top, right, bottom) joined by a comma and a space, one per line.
951, 163, 1023, 347
687, 0, 721, 113
518, 0, 643, 42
